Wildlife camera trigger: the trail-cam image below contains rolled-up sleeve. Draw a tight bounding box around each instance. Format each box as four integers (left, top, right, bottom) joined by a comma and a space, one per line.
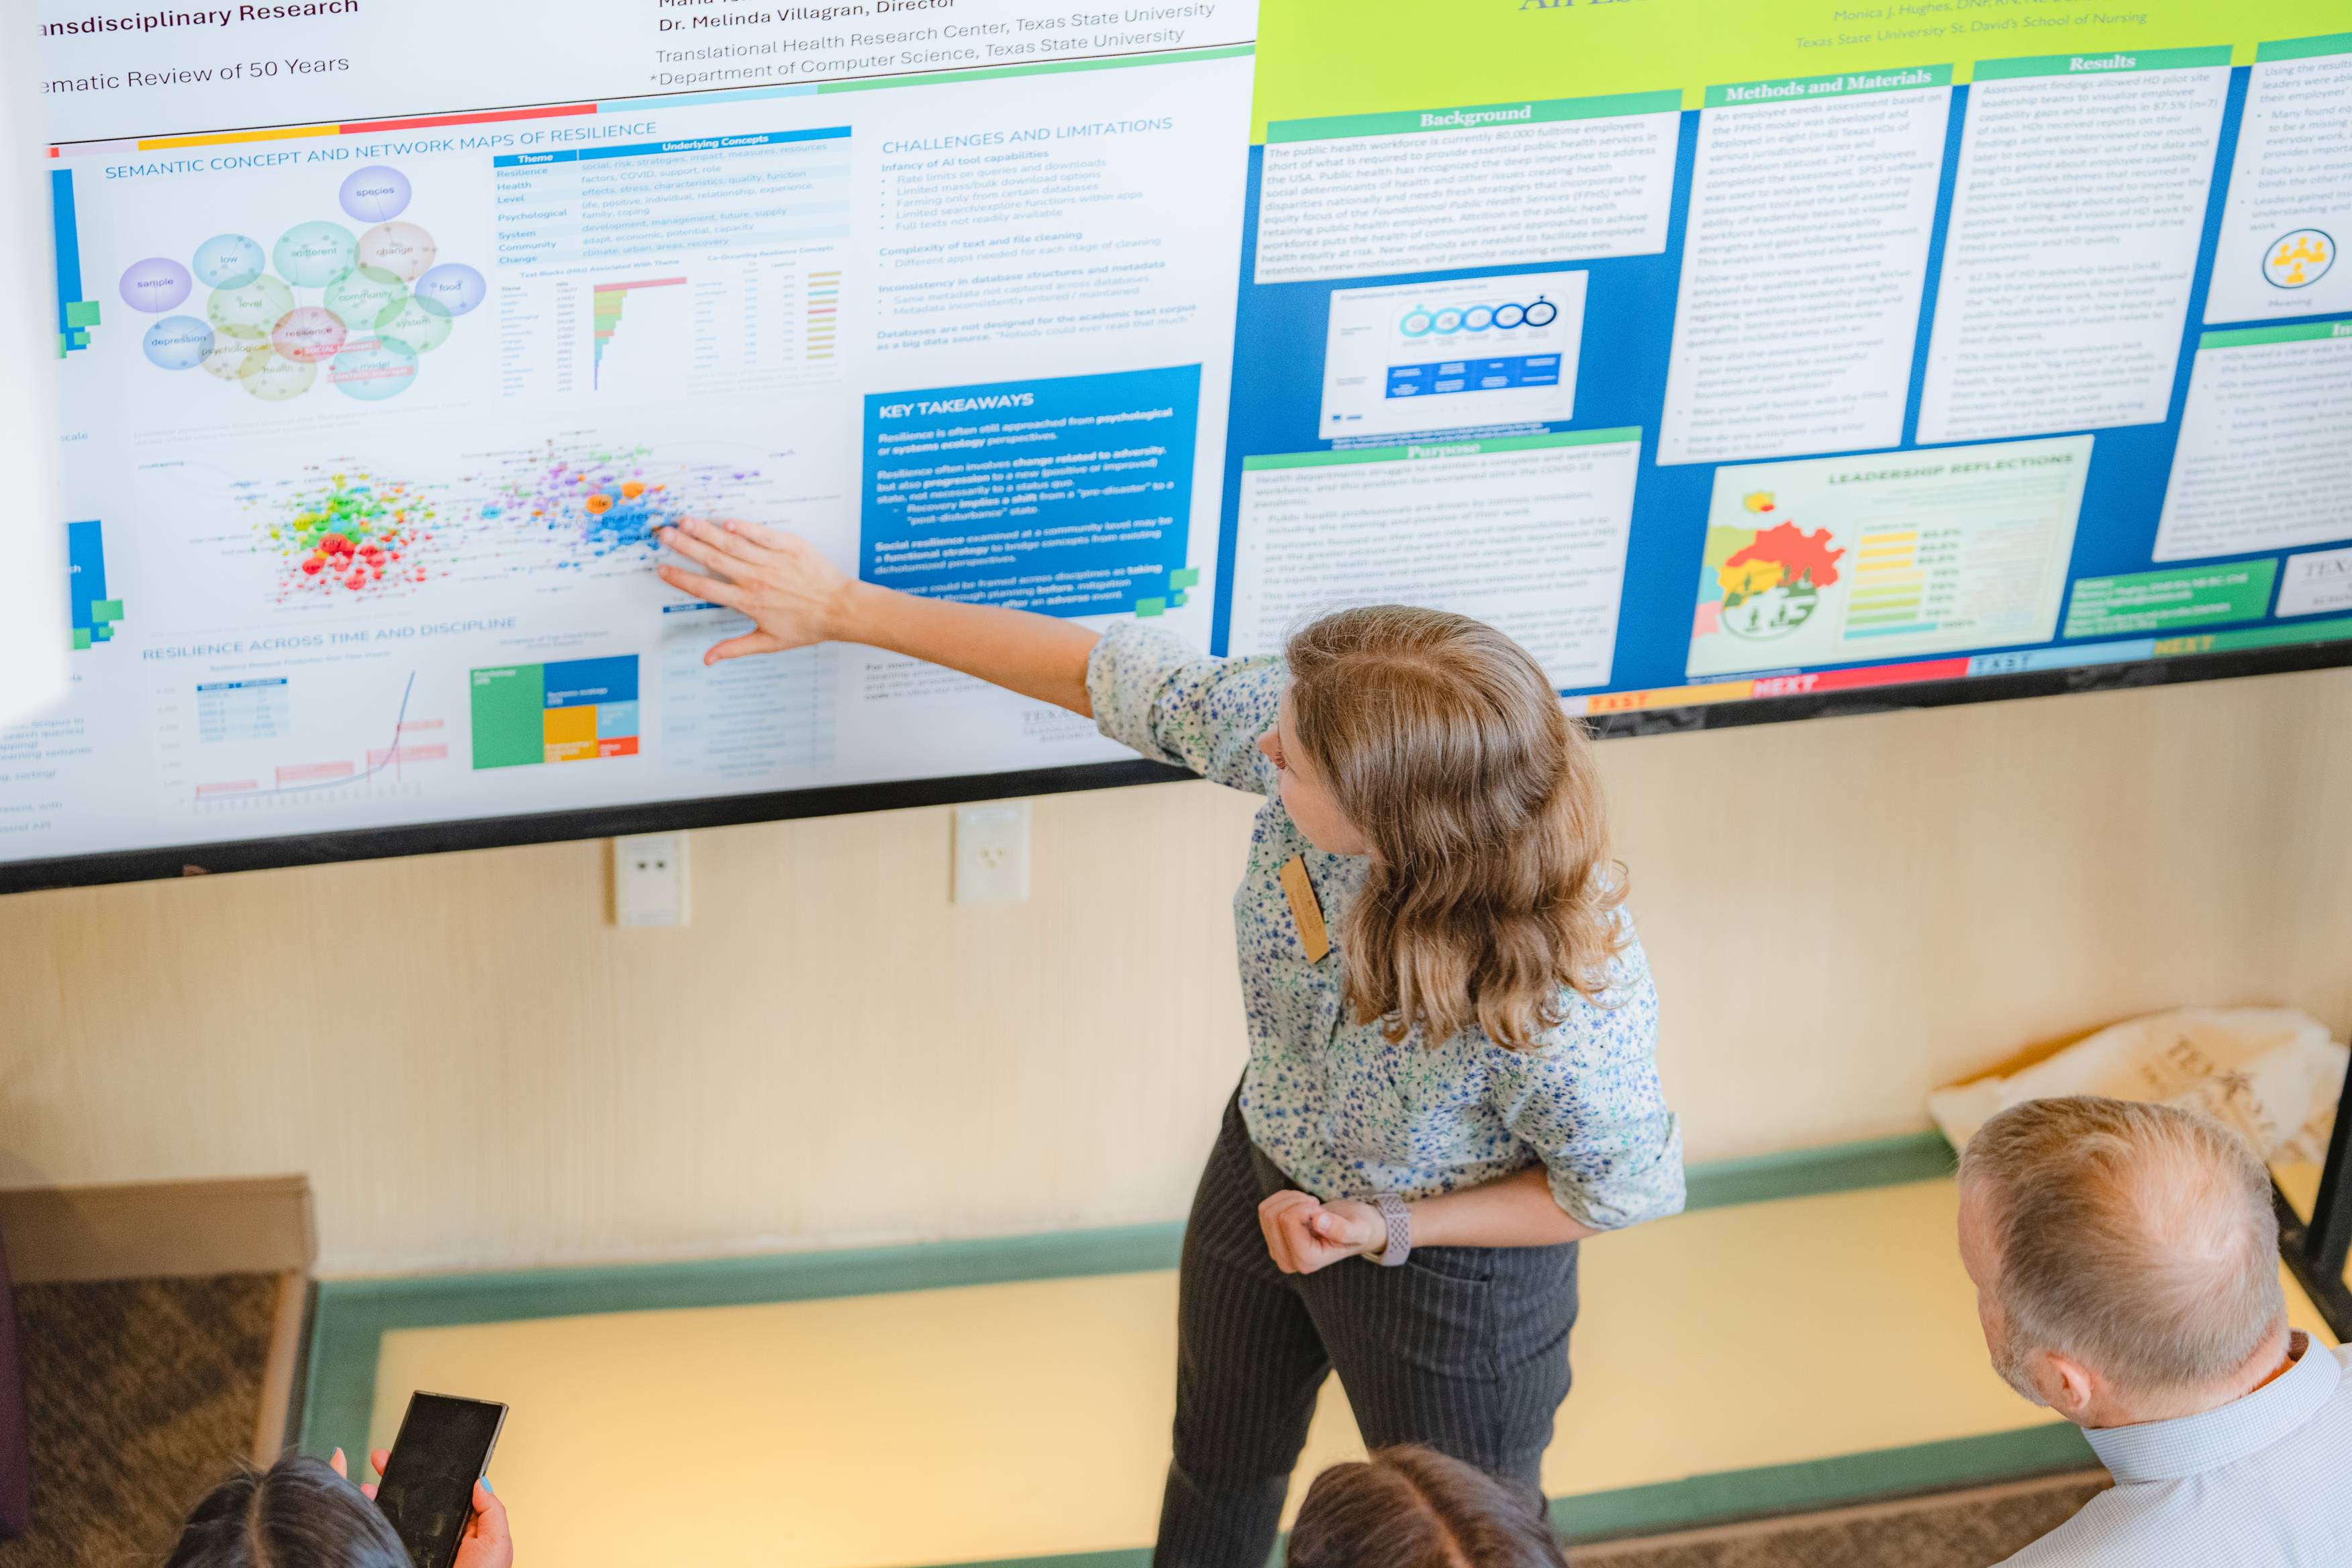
1485, 930, 1685, 1231
1086, 621, 1283, 797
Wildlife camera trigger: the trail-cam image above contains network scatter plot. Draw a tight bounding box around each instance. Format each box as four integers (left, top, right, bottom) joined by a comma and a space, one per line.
125, 164, 486, 404
483, 443, 750, 565
250, 467, 438, 598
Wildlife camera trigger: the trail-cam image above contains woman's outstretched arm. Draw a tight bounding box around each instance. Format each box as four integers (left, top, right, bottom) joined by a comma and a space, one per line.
655, 516, 1100, 717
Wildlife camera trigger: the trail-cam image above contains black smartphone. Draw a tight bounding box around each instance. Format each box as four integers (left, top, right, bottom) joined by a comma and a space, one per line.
371, 1391, 507, 1568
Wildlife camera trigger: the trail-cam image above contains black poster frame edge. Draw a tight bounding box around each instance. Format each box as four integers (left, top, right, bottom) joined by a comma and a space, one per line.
5, 636, 2349, 897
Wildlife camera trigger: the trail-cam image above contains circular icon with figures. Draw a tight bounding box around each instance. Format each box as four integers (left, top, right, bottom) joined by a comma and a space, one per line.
2264, 229, 2333, 290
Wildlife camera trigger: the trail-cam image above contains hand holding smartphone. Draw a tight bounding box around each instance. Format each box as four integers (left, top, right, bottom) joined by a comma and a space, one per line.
372, 1392, 509, 1568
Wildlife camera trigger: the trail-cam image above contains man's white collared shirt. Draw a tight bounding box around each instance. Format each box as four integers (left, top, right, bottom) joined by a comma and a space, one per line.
2002, 1332, 2352, 1565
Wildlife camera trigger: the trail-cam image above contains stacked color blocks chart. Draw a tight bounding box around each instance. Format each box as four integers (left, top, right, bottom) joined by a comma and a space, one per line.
15, 0, 2352, 885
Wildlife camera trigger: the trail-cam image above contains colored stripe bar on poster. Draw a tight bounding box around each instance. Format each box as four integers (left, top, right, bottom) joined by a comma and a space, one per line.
1572, 617, 2352, 717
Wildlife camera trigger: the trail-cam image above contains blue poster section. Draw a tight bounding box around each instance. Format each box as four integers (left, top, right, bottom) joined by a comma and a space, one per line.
544, 656, 639, 706
862, 365, 1200, 618
66, 520, 117, 650
51, 168, 99, 356
1214, 66, 2352, 700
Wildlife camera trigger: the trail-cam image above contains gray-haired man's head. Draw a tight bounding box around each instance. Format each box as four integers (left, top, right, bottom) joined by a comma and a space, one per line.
1956, 1095, 2287, 1425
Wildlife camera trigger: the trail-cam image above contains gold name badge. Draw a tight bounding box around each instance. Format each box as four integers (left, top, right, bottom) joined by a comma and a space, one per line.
1279, 854, 1331, 963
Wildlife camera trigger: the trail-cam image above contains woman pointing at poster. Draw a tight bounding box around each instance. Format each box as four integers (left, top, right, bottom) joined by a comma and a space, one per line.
657, 518, 1685, 1565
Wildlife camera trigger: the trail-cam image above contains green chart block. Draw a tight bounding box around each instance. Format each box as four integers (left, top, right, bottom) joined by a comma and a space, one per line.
2065, 560, 2278, 639
471, 664, 547, 770
64, 300, 101, 329
1169, 567, 1200, 589
70, 629, 91, 650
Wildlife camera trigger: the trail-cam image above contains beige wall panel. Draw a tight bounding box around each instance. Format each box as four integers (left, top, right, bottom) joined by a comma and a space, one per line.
2, 667, 2348, 1275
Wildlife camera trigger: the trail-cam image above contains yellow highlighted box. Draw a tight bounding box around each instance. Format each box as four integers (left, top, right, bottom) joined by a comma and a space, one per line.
138, 123, 343, 150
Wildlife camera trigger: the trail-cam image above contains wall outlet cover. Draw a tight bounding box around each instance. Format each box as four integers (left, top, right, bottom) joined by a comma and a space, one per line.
954, 801, 1030, 905
614, 832, 690, 927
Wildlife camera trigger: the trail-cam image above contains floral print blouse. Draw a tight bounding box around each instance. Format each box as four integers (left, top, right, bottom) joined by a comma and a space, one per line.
1088, 622, 1685, 1230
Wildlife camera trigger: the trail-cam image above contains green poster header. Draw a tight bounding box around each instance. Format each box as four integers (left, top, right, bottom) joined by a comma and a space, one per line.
1252, 1, 2345, 140
2200, 321, 2352, 349
1242, 429, 1643, 471
1704, 64, 1950, 107
2065, 560, 2278, 640
1267, 91, 1680, 144
1973, 46, 2233, 79
2255, 30, 2352, 60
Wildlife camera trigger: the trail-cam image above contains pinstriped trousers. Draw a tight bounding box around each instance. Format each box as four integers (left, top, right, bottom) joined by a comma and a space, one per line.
1154, 1091, 1579, 1568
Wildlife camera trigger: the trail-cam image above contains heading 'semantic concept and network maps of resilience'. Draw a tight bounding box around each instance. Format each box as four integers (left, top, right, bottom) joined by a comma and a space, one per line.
15, 0, 2352, 874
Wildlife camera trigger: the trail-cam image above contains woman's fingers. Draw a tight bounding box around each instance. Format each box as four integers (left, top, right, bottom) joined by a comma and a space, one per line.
1260, 1190, 1327, 1273
370, 1450, 392, 1478
1310, 1200, 1383, 1257
674, 514, 775, 568
1258, 1191, 1310, 1273
706, 630, 789, 666
1280, 1204, 1333, 1271
330, 1447, 348, 1479
1256, 1193, 1291, 1272
454, 1479, 514, 1568
655, 525, 744, 577
716, 516, 796, 553
654, 564, 750, 609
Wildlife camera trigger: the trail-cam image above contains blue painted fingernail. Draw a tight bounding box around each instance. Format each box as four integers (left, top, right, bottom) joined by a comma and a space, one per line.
479, 1477, 493, 1493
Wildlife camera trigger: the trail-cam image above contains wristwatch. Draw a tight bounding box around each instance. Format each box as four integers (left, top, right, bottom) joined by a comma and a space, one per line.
1371, 1193, 1412, 1267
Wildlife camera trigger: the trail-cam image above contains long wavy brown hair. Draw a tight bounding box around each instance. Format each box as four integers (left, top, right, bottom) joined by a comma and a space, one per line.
1287, 605, 1625, 1050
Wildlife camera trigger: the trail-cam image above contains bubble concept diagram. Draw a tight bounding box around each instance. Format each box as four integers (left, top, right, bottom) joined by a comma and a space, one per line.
119, 256, 192, 314
1398, 295, 1560, 337
143, 315, 215, 371
121, 164, 486, 404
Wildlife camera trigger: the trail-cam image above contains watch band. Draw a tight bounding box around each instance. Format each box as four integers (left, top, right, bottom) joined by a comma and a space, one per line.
1372, 1193, 1412, 1267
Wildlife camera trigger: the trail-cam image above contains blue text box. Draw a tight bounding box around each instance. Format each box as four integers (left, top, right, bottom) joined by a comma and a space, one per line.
861, 365, 1200, 618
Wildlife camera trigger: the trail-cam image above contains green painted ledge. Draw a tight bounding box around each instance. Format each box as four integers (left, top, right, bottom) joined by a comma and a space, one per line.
1549, 1422, 2093, 1540
1684, 1128, 1954, 1209
833, 1426, 2095, 1568
300, 1129, 1974, 1538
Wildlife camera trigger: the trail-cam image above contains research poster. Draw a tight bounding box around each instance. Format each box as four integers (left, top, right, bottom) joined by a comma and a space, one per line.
13, 0, 2352, 873
1218, 1, 2352, 718
21, 0, 1255, 865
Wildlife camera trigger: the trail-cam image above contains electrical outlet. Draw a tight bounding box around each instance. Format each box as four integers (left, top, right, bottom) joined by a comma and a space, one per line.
954, 801, 1030, 905
614, 832, 690, 926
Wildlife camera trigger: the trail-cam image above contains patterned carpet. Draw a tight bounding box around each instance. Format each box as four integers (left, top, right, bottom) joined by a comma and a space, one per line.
1579, 1473, 2112, 1568
0, 1275, 280, 1568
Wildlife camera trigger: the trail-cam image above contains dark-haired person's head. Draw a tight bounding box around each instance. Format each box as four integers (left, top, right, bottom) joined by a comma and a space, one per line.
1287, 1446, 1569, 1568
165, 1454, 407, 1568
